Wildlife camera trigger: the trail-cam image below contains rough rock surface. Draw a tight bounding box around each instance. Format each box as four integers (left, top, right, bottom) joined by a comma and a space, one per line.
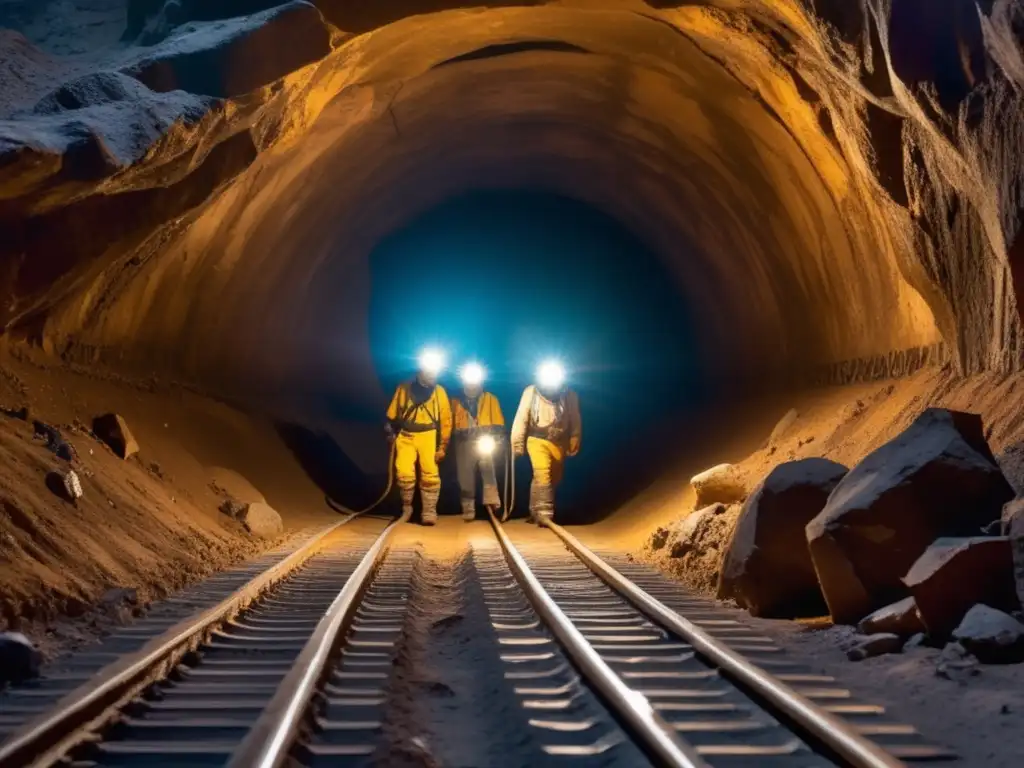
646, 502, 742, 594
904, 537, 1019, 638
846, 632, 903, 662
691, 464, 747, 507
952, 604, 1024, 664
0, 630, 42, 683
857, 597, 925, 638
92, 413, 140, 459
238, 500, 283, 538
718, 457, 847, 617
1, 1, 1024, 432
806, 409, 1014, 624
1004, 498, 1024, 608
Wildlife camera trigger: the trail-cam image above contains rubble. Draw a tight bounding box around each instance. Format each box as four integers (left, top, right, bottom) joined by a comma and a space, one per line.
857, 596, 925, 638
846, 632, 903, 661
952, 604, 1024, 664
904, 537, 1018, 638
690, 463, 747, 506
935, 642, 980, 681
718, 457, 846, 617
806, 409, 1014, 624
0, 631, 43, 684
92, 413, 140, 459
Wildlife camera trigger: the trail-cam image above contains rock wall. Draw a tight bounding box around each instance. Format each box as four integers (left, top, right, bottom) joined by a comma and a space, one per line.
1, 1, 1024, 419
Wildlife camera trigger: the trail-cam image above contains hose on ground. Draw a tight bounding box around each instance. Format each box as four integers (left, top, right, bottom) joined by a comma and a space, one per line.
325, 439, 398, 519
501, 435, 515, 522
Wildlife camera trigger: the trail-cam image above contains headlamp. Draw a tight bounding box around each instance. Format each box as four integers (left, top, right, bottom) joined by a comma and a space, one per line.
460, 361, 486, 386
536, 359, 566, 390
417, 347, 445, 376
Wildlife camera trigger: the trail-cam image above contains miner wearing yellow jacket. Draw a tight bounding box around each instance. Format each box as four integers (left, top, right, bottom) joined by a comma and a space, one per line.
385, 350, 453, 525
510, 360, 581, 523
451, 362, 505, 522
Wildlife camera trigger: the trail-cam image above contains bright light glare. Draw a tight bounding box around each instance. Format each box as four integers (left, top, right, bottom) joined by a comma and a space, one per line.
460, 361, 485, 386
536, 359, 566, 390
417, 347, 445, 375
476, 434, 497, 456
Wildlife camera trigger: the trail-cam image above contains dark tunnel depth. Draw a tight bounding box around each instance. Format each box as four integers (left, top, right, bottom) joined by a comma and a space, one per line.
355, 189, 708, 523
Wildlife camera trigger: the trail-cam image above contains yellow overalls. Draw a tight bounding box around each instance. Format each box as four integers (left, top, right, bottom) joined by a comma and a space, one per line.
510, 385, 582, 520
385, 380, 452, 520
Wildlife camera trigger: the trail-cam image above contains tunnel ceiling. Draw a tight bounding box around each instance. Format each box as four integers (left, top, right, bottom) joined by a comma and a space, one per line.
2, 0, 1024, 418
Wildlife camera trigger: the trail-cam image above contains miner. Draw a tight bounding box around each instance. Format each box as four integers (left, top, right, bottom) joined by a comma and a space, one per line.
451, 361, 505, 522
510, 360, 581, 523
385, 348, 453, 525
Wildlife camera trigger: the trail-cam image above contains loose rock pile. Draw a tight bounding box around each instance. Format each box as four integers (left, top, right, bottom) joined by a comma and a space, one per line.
652, 406, 1024, 668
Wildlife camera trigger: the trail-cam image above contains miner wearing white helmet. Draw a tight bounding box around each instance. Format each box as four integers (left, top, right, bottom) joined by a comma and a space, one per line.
510, 360, 581, 523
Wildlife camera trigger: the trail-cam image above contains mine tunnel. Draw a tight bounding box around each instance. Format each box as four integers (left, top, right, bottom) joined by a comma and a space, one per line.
2, 0, 1024, 766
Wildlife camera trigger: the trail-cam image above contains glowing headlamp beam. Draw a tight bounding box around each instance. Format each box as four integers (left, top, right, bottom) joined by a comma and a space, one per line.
460, 362, 486, 386
536, 359, 566, 390
417, 347, 445, 376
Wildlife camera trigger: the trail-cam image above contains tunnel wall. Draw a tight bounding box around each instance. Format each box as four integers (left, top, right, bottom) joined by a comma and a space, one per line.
2, 0, 1024, 430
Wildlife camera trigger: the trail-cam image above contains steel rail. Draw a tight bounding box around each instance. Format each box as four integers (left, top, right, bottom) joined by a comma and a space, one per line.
539, 518, 905, 768
487, 510, 710, 768
227, 517, 400, 768
0, 516, 360, 767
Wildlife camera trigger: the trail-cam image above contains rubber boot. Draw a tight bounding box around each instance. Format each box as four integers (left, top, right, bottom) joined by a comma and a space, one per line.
531, 483, 554, 525
421, 486, 439, 526
399, 485, 415, 523
461, 498, 476, 523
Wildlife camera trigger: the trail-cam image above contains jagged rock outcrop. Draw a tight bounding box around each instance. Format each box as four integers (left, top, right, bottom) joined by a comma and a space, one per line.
718, 457, 847, 617
0, 1, 1023, 452
806, 409, 1014, 624
0, 0, 1021, 426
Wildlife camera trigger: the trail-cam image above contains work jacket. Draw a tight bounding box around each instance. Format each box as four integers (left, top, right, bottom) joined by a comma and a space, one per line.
510, 385, 581, 456
385, 379, 453, 452
452, 391, 504, 438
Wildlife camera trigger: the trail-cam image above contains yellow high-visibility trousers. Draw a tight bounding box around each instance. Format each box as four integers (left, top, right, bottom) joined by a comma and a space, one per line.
395, 430, 440, 513
527, 436, 564, 518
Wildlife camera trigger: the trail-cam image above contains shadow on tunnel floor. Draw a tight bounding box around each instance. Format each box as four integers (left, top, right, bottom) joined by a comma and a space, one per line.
275, 422, 398, 515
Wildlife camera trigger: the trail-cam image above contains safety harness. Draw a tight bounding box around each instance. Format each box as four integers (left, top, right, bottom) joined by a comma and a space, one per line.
395, 381, 441, 436
526, 387, 566, 442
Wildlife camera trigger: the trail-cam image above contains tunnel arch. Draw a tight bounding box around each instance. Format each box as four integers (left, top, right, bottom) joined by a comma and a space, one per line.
40, 4, 943, 436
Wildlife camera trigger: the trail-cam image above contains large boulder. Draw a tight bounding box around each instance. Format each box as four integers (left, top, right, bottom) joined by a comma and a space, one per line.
92, 413, 140, 459
690, 463, 747, 507
952, 604, 1024, 664
651, 503, 742, 594
904, 537, 1018, 637
238, 501, 283, 539
857, 596, 925, 638
806, 408, 1014, 624
718, 458, 847, 617
0, 632, 42, 684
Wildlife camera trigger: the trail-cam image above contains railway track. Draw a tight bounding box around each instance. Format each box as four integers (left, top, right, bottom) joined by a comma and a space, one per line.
0, 513, 955, 767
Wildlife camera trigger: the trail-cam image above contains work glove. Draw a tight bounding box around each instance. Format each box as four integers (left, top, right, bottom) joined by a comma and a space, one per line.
512, 444, 524, 457
434, 449, 446, 463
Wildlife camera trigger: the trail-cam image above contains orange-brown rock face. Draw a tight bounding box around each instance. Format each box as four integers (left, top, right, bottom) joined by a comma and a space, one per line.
1, 0, 1023, 420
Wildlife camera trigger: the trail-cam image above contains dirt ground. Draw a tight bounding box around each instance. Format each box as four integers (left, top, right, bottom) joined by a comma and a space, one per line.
0, 345, 335, 646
